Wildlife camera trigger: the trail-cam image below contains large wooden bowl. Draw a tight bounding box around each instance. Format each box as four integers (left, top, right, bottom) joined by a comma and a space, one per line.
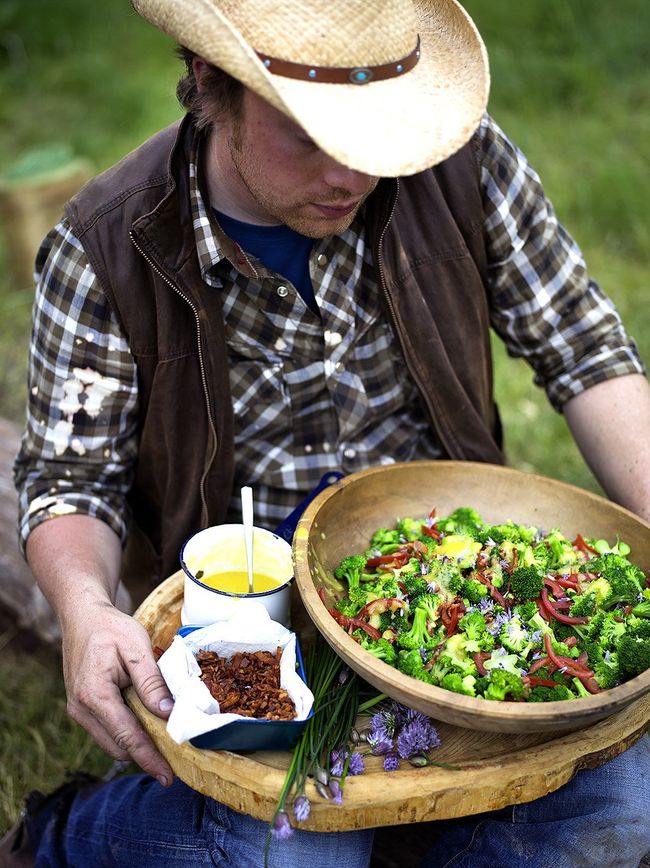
293, 461, 650, 733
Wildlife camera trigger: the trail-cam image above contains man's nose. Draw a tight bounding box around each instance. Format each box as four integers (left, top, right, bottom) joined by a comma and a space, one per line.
322, 156, 376, 193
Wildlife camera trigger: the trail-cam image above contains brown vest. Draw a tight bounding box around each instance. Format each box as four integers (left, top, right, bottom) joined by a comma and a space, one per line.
65, 116, 503, 584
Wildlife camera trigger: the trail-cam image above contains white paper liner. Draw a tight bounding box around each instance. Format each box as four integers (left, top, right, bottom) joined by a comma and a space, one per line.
158, 599, 314, 744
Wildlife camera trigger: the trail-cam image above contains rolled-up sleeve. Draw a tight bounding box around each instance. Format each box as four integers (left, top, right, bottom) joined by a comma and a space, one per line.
13, 220, 139, 552
480, 114, 644, 410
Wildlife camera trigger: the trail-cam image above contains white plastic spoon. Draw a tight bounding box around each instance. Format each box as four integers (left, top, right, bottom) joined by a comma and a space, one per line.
241, 486, 255, 594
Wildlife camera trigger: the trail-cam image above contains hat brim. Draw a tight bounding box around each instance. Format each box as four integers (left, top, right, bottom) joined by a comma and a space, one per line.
133, 0, 489, 176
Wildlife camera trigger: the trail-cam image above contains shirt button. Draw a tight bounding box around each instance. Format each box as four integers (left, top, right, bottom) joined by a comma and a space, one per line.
317, 254, 327, 267
334, 361, 345, 373
323, 442, 331, 453
343, 447, 356, 459
304, 444, 313, 453
276, 285, 289, 298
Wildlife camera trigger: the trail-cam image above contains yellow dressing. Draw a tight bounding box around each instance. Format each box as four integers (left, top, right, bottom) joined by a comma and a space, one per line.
198, 569, 284, 594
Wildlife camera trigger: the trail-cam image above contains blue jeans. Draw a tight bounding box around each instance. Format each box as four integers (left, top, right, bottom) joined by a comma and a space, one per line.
31, 734, 650, 867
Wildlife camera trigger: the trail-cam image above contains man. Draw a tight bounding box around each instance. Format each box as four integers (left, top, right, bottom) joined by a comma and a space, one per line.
10, 0, 650, 865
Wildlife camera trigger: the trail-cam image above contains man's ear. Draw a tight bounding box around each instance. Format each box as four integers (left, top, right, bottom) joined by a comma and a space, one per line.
192, 57, 212, 93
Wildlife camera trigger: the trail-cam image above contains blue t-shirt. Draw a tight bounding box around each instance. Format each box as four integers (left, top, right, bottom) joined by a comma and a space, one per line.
214, 209, 318, 315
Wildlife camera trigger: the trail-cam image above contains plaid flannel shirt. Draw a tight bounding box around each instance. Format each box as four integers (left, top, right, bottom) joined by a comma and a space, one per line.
14, 115, 644, 549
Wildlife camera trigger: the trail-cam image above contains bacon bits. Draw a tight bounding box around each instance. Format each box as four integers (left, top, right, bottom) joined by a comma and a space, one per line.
196, 648, 296, 720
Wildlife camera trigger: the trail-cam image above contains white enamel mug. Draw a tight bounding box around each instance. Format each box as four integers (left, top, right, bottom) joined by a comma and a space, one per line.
180, 524, 294, 627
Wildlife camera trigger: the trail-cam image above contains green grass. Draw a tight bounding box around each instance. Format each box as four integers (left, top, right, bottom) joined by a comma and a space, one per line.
0, 0, 649, 834
0, 634, 113, 830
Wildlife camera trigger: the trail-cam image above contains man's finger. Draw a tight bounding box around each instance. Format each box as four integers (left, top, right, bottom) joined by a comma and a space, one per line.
126, 655, 174, 720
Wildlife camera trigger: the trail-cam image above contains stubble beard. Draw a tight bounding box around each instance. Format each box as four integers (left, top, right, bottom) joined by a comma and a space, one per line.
227, 132, 367, 239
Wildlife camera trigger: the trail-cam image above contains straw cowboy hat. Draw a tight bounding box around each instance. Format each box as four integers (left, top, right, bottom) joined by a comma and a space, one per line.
132, 0, 489, 177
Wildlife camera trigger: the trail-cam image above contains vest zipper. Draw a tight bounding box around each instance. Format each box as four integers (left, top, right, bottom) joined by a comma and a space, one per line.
375, 180, 455, 458
129, 230, 218, 526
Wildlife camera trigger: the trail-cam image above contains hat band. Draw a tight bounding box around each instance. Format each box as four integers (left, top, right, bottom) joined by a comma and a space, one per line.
257, 36, 420, 85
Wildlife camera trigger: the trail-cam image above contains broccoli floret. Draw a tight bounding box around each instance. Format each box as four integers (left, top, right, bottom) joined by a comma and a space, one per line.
514, 601, 538, 623
435, 507, 484, 540
626, 617, 650, 640
592, 652, 620, 690
572, 677, 592, 698
402, 571, 430, 601
458, 611, 488, 640
552, 622, 582, 644
545, 530, 579, 570
632, 600, 650, 619
369, 528, 402, 554
509, 565, 544, 601
587, 554, 645, 607
359, 636, 398, 666
528, 611, 553, 637
617, 636, 650, 680
334, 554, 367, 589
396, 517, 426, 542
396, 649, 433, 683
414, 593, 443, 625
527, 683, 576, 702
458, 579, 490, 605
483, 649, 523, 676
478, 521, 537, 547
397, 607, 437, 651
484, 669, 525, 702
438, 633, 477, 676
424, 557, 464, 594
599, 613, 627, 650
441, 672, 477, 696
569, 592, 597, 618
335, 596, 363, 618
584, 577, 612, 607
500, 616, 532, 656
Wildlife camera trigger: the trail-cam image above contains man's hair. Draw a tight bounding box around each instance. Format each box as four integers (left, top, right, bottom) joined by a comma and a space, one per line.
176, 46, 244, 130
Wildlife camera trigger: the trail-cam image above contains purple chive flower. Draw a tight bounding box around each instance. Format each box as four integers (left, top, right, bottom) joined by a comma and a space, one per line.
348, 751, 365, 775
370, 709, 397, 740
396, 718, 440, 759
329, 779, 343, 804
383, 753, 400, 772
487, 612, 511, 636
530, 631, 543, 644
478, 597, 495, 613
271, 811, 294, 840
494, 646, 508, 656
330, 749, 365, 776
338, 668, 349, 685
367, 732, 394, 756
293, 795, 311, 823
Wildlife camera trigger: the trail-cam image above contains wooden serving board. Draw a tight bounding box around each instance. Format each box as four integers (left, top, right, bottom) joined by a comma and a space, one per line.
125, 570, 650, 832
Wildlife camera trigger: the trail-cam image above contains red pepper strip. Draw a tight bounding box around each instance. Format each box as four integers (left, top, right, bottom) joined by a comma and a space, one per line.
356, 597, 407, 620
347, 618, 382, 639
565, 635, 578, 648
476, 572, 509, 608
365, 552, 409, 569
552, 600, 573, 610
327, 608, 383, 639
535, 596, 552, 621
409, 540, 430, 558
540, 588, 590, 625
528, 656, 552, 674
555, 576, 580, 591
576, 651, 589, 667
543, 576, 565, 597
318, 587, 328, 605
421, 524, 442, 542
581, 677, 602, 694
573, 533, 600, 556
543, 634, 594, 677
473, 652, 490, 676
646, 575, 650, 589
428, 507, 437, 521
528, 677, 565, 687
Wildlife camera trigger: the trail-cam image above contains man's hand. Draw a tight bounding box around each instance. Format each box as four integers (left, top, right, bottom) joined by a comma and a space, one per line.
61, 602, 174, 786
25, 514, 174, 786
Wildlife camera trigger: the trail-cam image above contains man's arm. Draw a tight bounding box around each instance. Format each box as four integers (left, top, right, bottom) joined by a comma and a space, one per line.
564, 373, 650, 524
26, 514, 174, 785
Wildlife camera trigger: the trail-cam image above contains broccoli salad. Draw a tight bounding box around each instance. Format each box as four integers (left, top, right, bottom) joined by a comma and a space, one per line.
326, 508, 650, 702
